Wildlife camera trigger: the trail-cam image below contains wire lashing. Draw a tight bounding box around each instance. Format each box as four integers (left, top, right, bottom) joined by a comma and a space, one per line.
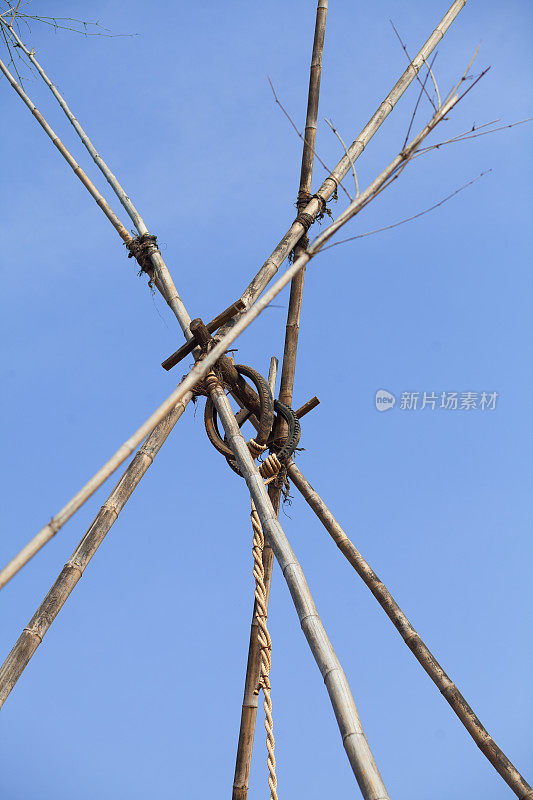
250, 500, 278, 800
126, 233, 160, 286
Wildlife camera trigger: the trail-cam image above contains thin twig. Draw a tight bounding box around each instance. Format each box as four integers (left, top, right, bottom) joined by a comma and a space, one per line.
216, 0, 468, 332
390, 19, 437, 111
324, 117, 358, 198
321, 170, 491, 250
267, 75, 352, 201
403, 52, 438, 148
414, 117, 532, 157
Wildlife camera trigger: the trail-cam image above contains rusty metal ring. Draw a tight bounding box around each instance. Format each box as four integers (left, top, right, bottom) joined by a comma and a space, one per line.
204, 364, 274, 459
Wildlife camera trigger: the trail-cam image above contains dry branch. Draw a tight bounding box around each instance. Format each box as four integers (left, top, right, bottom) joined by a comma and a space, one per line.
287, 460, 533, 800
0, 402, 185, 708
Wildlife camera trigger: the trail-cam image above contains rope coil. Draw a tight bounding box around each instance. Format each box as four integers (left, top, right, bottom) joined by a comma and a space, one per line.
251, 501, 278, 800
248, 438, 267, 459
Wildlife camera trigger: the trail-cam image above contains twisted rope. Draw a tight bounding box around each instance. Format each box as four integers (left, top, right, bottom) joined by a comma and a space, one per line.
251, 501, 278, 800
248, 438, 267, 459
259, 452, 282, 480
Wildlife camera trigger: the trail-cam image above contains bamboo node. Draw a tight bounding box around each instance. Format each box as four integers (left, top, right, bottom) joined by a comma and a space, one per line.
125, 233, 160, 287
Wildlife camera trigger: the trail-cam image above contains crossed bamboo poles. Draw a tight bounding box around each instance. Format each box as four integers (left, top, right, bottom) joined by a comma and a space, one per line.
0, 2, 531, 798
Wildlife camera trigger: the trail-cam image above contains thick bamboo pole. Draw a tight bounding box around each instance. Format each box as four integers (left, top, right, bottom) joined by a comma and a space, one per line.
0, 402, 185, 708
208, 376, 389, 800
0, 47, 192, 336
0, 96, 460, 590
216, 0, 467, 338
287, 461, 533, 799
233, 4, 328, 796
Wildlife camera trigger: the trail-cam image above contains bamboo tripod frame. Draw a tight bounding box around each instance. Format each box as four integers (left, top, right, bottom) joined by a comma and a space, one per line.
0, 1, 531, 797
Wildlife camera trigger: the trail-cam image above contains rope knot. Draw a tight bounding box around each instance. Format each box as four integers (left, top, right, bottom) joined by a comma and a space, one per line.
248, 438, 267, 459
126, 233, 160, 286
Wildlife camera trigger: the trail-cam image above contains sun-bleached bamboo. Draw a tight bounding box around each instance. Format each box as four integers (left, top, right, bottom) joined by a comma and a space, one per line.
208, 376, 389, 799
0, 392, 191, 590
216, 0, 467, 337
0, 95, 460, 591
287, 460, 533, 800
0, 43, 192, 336
0, 54, 130, 242
1, 19, 151, 234
233, 6, 327, 795
0, 404, 185, 708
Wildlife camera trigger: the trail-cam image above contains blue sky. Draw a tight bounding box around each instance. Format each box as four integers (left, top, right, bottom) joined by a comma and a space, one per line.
0, 1, 531, 798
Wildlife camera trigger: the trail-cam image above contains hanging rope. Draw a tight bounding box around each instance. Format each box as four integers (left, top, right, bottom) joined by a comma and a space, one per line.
250, 500, 278, 800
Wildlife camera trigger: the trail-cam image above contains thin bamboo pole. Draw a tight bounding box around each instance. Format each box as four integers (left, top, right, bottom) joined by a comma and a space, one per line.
208, 376, 389, 800
287, 460, 533, 800
0, 96, 461, 590
0, 49, 192, 335
233, 4, 328, 796
0, 402, 185, 708
0, 53, 130, 241
0, 391, 191, 590
2, 20, 150, 235
216, 0, 467, 338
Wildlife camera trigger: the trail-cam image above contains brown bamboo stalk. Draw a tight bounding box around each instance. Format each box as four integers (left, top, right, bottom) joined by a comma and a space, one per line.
216, 0, 467, 340
207, 376, 389, 799
0, 402, 185, 708
287, 460, 533, 799
1, 93, 461, 590
232, 7, 327, 796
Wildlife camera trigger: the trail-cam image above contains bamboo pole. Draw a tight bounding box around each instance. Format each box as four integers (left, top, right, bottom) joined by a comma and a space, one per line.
0, 95, 462, 590
207, 376, 389, 800
0, 53, 130, 242
216, 0, 467, 338
287, 461, 533, 799
0, 402, 185, 708
0, 391, 191, 590
2, 19, 152, 235
233, 4, 328, 796
0, 48, 192, 336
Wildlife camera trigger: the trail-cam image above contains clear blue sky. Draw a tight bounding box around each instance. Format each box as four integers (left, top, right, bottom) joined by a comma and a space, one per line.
0, 1, 531, 798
